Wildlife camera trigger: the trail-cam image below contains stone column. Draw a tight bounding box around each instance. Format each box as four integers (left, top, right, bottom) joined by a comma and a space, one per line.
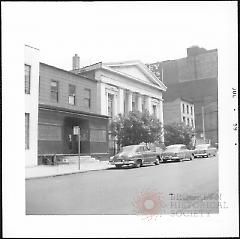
127, 90, 133, 113
113, 93, 118, 117
158, 98, 164, 144
159, 99, 163, 124
146, 96, 152, 114
118, 88, 124, 115
100, 83, 107, 115
137, 93, 142, 112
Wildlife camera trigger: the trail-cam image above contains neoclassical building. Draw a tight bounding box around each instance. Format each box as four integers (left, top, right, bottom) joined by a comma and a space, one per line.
72, 56, 167, 152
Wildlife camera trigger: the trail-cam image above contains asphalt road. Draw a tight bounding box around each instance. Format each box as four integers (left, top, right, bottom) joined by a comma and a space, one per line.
26, 155, 219, 215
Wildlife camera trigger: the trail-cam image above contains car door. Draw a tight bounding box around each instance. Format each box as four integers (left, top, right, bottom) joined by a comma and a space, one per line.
180, 145, 188, 159
142, 146, 152, 164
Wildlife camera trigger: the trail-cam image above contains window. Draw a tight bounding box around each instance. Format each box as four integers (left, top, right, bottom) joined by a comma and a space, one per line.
68, 84, 76, 105
191, 119, 194, 127
38, 123, 62, 141
132, 96, 136, 111
190, 106, 193, 115
25, 113, 30, 149
90, 129, 106, 142
183, 116, 186, 123
187, 105, 189, 114
153, 105, 157, 117
84, 88, 91, 108
187, 118, 190, 126
51, 80, 59, 102
136, 146, 144, 153
108, 93, 114, 117
25, 64, 31, 94
182, 103, 185, 113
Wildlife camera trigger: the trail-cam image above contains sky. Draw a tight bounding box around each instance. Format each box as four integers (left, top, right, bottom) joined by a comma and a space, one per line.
3, 1, 237, 71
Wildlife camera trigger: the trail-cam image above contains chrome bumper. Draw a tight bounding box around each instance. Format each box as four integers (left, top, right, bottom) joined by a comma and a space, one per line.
162, 156, 180, 160
194, 153, 208, 157
110, 160, 135, 165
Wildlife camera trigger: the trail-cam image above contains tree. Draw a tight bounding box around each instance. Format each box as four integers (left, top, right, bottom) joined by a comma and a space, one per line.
110, 110, 163, 148
164, 122, 195, 148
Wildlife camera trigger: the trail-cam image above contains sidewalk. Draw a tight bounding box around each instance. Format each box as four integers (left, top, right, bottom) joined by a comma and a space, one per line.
25, 161, 114, 179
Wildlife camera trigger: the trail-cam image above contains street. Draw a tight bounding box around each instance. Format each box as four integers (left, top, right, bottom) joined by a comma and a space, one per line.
26, 155, 219, 215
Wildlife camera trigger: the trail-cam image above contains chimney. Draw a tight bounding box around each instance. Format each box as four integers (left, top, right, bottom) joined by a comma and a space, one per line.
187, 46, 207, 57
72, 54, 80, 70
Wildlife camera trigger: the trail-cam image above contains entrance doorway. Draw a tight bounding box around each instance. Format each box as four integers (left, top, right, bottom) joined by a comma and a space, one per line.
64, 117, 90, 154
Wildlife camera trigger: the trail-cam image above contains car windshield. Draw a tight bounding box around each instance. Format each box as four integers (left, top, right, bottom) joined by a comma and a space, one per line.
195, 145, 209, 150
119, 145, 138, 153
165, 145, 181, 152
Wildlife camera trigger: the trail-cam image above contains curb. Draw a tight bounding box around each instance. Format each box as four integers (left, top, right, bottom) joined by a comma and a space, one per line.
25, 165, 114, 180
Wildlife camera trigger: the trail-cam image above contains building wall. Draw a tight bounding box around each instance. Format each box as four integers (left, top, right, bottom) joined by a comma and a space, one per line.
39, 63, 98, 114
204, 101, 218, 144
38, 109, 108, 156
148, 48, 218, 84
94, 68, 163, 117
38, 63, 109, 158
163, 100, 181, 125
163, 98, 195, 128
180, 100, 195, 128
25, 45, 39, 167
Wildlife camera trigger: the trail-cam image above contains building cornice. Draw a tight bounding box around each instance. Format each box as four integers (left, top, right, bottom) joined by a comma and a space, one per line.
39, 104, 109, 119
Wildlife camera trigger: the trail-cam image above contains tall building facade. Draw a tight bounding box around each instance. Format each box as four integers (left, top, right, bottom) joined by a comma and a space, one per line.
148, 46, 218, 145
25, 45, 40, 166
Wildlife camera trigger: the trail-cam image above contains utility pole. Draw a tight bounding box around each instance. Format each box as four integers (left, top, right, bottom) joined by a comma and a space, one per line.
201, 106, 206, 143
78, 128, 81, 170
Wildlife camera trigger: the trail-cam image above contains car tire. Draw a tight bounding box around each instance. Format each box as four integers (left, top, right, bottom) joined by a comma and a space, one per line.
159, 156, 164, 163
134, 160, 142, 168
154, 157, 160, 165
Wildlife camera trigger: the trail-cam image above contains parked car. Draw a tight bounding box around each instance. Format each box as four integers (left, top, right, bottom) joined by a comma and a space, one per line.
161, 144, 194, 162
110, 144, 161, 168
193, 144, 217, 158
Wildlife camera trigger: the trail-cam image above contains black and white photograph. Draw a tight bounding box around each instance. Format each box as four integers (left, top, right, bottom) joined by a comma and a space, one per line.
2, 1, 238, 238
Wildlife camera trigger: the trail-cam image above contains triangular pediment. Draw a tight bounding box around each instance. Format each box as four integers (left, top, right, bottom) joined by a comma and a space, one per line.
103, 61, 167, 91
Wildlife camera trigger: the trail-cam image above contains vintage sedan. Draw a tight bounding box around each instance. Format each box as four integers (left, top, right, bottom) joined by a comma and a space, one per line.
110, 144, 161, 168
193, 144, 217, 158
161, 144, 194, 162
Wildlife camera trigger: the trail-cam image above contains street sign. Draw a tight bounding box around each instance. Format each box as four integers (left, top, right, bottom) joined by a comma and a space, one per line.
73, 126, 81, 170
73, 126, 80, 135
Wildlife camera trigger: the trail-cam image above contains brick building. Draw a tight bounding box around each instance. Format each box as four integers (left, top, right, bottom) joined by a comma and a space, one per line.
38, 63, 109, 162
163, 97, 195, 128
148, 46, 218, 145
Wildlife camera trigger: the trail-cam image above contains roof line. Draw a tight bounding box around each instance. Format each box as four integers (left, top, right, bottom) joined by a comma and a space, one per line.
25, 44, 39, 51
102, 65, 166, 91
40, 62, 97, 82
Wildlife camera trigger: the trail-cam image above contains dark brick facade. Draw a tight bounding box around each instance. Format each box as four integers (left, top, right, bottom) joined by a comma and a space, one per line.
147, 47, 218, 145
38, 63, 109, 159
